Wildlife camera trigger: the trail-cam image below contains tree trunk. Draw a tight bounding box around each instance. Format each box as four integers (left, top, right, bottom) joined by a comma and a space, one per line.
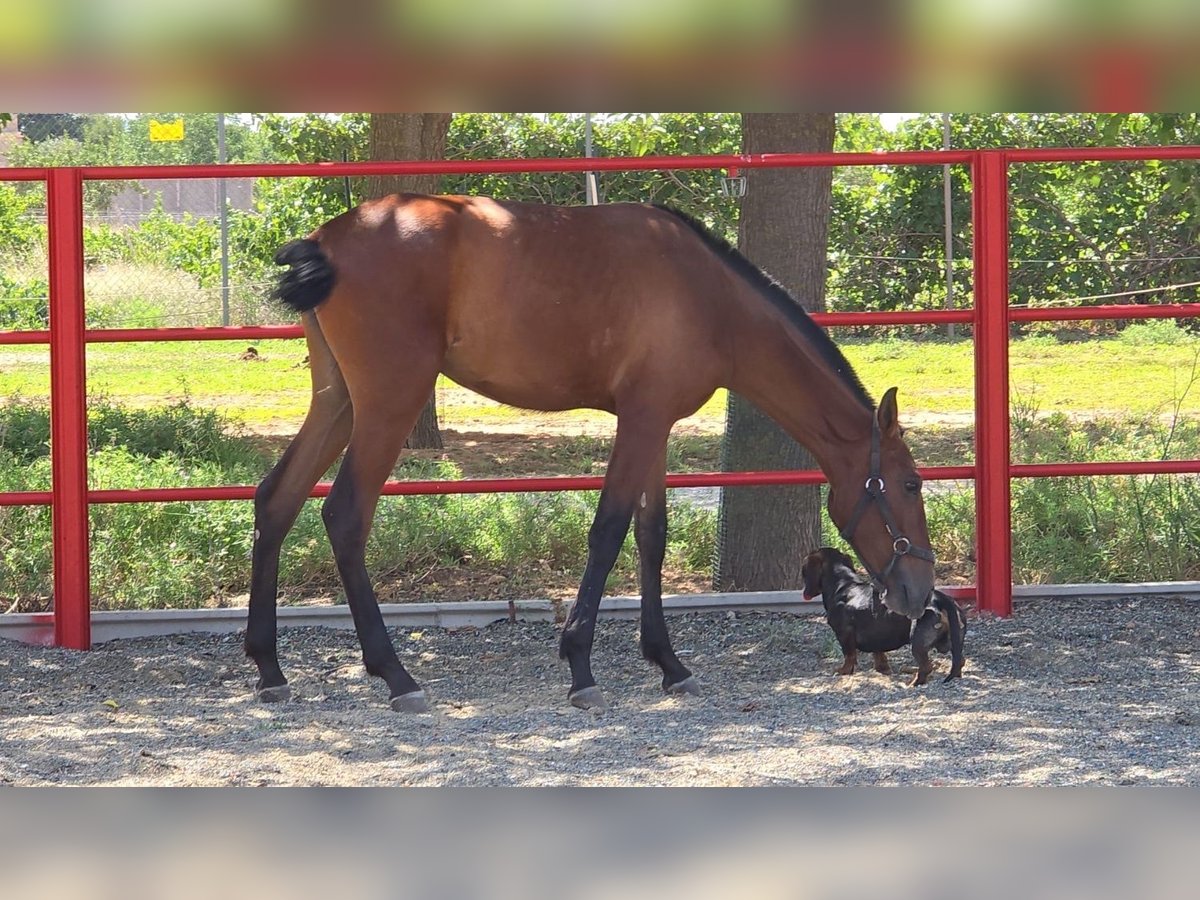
367, 113, 452, 450
715, 113, 836, 591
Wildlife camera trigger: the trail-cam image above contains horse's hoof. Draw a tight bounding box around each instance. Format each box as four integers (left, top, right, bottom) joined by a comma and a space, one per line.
665, 675, 701, 697
390, 690, 430, 714
256, 684, 291, 703
569, 686, 608, 711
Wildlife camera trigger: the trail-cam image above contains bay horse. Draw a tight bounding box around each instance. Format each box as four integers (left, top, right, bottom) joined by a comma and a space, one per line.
249, 194, 936, 712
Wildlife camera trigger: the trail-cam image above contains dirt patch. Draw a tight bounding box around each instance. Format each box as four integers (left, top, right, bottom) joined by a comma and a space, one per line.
3, 596, 1198, 786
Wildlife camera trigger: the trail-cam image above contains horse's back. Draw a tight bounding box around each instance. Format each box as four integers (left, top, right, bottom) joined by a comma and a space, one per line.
312, 195, 734, 416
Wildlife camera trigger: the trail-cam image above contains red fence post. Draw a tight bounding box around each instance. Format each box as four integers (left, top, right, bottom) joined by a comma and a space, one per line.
972, 152, 1013, 616
47, 168, 92, 649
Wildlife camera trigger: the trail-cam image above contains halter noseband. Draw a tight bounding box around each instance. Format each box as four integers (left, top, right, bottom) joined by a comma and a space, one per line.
838, 416, 936, 594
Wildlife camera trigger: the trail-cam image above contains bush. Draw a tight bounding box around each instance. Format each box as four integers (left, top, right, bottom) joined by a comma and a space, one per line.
923, 411, 1200, 584
0, 184, 43, 256
0, 396, 264, 469
0, 399, 719, 611
0, 272, 49, 330
1117, 319, 1198, 347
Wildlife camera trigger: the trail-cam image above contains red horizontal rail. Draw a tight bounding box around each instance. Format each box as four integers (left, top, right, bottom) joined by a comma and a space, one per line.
77, 151, 977, 182
0, 491, 53, 507
1009, 303, 1200, 322
0, 167, 49, 181
812, 310, 972, 327
9, 303, 1200, 351
1013, 460, 1200, 478
1008, 146, 1200, 163
84, 325, 304, 343
24, 457, 1200, 510
85, 466, 978, 505
0, 330, 51, 345
83, 315, 970, 343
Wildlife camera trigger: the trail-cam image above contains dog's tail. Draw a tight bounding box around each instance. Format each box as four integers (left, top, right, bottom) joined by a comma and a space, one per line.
273, 238, 336, 314
932, 590, 965, 682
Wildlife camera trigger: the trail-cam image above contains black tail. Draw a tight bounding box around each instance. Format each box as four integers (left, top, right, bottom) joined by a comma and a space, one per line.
273, 239, 336, 314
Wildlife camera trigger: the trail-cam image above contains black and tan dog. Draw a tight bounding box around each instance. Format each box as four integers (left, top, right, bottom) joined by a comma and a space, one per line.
801, 547, 966, 685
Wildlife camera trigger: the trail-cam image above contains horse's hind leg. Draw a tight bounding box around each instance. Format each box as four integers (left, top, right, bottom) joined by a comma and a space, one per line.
246, 318, 353, 701
634, 447, 698, 696
321, 374, 440, 712
559, 413, 673, 710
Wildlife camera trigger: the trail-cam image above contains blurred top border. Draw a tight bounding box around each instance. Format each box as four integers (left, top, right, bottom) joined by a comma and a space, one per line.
2, 0, 1200, 110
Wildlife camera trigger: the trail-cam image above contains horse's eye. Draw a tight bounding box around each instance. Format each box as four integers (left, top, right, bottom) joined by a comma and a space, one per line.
904, 477, 922, 494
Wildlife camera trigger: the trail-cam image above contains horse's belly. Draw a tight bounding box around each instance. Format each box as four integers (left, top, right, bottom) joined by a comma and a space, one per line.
441, 351, 614, 414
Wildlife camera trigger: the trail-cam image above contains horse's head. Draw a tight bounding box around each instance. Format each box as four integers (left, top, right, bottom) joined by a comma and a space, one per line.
825, 387, 935, 618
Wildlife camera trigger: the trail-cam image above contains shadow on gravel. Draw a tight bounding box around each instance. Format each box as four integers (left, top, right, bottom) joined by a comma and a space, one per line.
2, 598, 1198, 785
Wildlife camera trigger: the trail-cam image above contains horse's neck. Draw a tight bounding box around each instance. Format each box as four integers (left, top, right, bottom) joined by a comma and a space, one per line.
725, 303, 873, 473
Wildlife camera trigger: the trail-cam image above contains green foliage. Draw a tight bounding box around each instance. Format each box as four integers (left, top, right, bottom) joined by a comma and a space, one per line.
443, 113, 742, 234
827, 113, 1200, 318
0, 184, 43, 255
1116, 319, 1198, 347
126, 206, 222, 286
924, 410, 1200, 584
0, 396, 264, 469
8, 112, 1200, 329
0, 397, 717, 610
0, 272, 48, 329
17, 114, 89, 142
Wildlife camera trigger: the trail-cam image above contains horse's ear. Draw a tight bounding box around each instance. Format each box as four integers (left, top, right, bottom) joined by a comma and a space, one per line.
877, 386, 900, 438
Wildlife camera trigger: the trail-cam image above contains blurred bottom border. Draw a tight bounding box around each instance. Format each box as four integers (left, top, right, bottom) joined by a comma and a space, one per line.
1, 787, 1197, 899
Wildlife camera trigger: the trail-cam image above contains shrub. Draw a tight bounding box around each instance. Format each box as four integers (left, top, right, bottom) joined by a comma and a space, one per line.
0, 272, 49, 330
1117, 319, 1198, 347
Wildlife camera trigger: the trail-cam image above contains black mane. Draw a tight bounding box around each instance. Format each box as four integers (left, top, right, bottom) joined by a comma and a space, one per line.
654, 205, 874, 411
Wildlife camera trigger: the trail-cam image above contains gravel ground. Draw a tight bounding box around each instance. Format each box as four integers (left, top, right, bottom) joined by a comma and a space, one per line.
2, 596, 1198, 786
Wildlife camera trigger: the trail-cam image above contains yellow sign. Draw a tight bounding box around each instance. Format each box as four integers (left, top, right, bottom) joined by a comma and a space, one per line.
149, 119, 185, 142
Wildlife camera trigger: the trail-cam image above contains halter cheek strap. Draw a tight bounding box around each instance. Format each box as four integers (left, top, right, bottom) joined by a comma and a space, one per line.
838, 416, 937, 593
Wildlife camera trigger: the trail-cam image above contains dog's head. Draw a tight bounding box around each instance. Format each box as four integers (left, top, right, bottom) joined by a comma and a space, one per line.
801, 547, 859, 600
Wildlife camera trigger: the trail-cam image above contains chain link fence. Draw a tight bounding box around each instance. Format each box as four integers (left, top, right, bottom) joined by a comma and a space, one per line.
2, 114, 302, 330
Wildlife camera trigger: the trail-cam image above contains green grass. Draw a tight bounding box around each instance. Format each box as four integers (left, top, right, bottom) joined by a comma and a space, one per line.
2, 327, 1197, 431
836, 330, 1200, 419
4, 325, 1200, 609
0, 400, 713, 612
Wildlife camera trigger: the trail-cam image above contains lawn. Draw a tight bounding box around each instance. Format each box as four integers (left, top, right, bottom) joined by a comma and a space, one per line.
2, 329, 1198, 431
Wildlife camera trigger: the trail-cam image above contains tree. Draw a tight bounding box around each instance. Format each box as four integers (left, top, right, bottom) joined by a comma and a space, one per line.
716, 113, 836, 590
16, 113, 89, 142
366, 113, 453, 449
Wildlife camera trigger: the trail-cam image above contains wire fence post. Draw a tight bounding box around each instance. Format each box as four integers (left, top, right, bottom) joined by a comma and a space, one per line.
218, 113, 231, 326
47, 167, 92, 649
942, 112, 956, 338
972, 151, 1013, 617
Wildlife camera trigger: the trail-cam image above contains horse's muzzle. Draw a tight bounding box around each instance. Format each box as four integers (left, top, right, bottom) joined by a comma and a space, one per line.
880, 565, 935, 619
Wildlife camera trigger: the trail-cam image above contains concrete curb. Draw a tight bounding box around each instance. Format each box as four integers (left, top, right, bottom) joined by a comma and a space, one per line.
3, 583, 1198, 646
0, 590, 824, 646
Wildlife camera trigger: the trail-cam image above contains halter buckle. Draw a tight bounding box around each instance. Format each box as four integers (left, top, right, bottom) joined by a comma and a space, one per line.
864, 476, 885, 494
892, 536, 911, 555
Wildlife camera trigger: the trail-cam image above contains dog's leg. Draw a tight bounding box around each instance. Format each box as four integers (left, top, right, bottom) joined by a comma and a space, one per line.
872, 652, 892, 674
910, 610, 940, 686
836, 650, 858, 676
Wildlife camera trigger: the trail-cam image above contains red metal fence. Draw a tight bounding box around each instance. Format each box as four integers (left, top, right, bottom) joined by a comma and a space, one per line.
4, 148, 1200, 649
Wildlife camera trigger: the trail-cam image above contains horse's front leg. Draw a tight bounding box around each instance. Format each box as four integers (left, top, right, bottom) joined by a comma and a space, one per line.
634, 452, 698, 696
558, 413, 673, 710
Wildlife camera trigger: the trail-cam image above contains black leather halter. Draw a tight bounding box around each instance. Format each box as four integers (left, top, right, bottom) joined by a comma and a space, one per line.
838, 416, 937, 594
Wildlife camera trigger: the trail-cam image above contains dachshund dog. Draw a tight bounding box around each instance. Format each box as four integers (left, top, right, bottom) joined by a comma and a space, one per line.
801, 547, 966, 685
